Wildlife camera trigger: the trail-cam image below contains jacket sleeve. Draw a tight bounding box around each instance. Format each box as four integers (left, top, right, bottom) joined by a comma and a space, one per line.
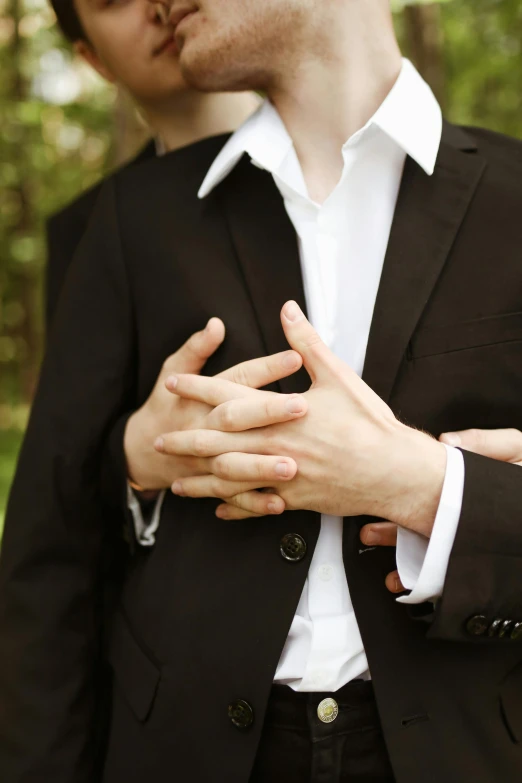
0, 178, 136, 783
428, 449, 522, 644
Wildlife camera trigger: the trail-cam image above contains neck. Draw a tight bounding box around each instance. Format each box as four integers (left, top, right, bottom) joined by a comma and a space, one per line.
267, 1, 402, 202
142, 90, 261, 153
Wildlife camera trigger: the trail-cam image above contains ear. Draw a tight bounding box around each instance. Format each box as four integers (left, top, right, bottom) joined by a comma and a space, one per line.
74, 39, 117, 83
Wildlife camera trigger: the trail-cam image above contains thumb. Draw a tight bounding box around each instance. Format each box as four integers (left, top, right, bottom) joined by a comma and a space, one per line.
440, 428, 522, 464
280, 301, 336, 383
162, 317, 225, 377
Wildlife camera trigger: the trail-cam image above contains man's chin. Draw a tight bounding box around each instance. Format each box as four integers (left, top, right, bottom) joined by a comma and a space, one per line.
178, 45, 227, 92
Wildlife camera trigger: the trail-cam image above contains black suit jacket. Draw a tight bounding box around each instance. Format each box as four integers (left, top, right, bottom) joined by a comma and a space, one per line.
45, 140, 156, 329
1, 124, 522, 783
38, 139, 157, 778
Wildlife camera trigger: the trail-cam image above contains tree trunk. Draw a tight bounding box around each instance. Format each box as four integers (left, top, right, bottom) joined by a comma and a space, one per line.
6, 0, 41, 402
403, 2, 446, 110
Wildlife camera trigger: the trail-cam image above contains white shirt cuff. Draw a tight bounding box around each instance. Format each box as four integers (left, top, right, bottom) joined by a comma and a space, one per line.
396, 444, 464, 604
126, 483, 166, 547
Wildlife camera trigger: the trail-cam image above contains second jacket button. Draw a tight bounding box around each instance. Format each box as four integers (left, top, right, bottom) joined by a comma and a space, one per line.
228, 699, 254, 730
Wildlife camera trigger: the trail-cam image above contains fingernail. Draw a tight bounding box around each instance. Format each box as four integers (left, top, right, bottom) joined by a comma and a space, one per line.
166, 375, 178, 390
267, 501, 280, 513
215, 506, 228, 519
154, 437, 164, 451
442, 432, 461, 446
283, 301, 303, 322
363, 530, 379, 545
285, 395, 305, 414
171, 481, 184, 495
275, 462, 290, 477
282, 352, 299, 369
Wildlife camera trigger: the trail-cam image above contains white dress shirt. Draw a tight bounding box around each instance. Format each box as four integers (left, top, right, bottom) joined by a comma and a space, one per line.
133, 59, 465, 692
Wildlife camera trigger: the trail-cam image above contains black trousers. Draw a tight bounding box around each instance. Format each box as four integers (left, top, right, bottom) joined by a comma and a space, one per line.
250, 680, 396, 783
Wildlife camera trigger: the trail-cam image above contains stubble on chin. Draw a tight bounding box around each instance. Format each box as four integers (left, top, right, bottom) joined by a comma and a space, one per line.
177, 5, 303, 94
178, 33, 273, 93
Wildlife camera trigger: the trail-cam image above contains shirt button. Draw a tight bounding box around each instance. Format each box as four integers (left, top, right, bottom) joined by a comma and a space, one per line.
318, 564, 334, 581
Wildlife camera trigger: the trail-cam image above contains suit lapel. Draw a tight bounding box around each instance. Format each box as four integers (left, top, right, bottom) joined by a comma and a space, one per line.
362, 122, 486, 403
218, 155, 310, 394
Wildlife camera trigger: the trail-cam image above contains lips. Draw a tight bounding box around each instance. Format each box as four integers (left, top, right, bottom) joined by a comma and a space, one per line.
169, 5, 198, 33
153, 34, 178, 56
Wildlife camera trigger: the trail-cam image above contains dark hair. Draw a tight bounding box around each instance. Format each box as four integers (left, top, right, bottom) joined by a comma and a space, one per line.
50, 0, 87, 42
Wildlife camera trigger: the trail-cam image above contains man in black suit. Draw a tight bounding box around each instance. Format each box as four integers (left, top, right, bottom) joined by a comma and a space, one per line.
2, 0, 522, 782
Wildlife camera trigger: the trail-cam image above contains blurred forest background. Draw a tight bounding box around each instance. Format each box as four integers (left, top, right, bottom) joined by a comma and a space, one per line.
1, 0, 522, 530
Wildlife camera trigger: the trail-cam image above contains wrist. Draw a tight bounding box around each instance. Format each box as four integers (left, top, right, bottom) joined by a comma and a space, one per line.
128, 477, 160, 501
383, 425, 447, 537
124, 407, 166, 492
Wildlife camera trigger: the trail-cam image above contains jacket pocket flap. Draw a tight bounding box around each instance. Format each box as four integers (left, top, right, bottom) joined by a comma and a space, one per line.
107, 608, 160, 722
410, 311, 522, 359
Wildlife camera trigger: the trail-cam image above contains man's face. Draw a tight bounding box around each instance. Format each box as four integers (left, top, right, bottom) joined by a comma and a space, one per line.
75, 0, 187, 104
168, 0, 314, 92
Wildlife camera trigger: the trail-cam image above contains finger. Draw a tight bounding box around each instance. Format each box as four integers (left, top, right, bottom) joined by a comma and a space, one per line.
217, 490, 286, 517
440, 428, 522, 464
385, 570, 405, 594
359, 521, 398, 547
207, 393, 307, 432
165, 373, 259, 405
162, 318, 225, 376
210, 452, 297, 482
155, 429, 249, 458
171, 475, 271, 499
216, 504, 264, 520
280, 300, 347, 384
219, 350, 304, 389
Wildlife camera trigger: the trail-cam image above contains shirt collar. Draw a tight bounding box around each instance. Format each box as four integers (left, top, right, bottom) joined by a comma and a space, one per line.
198, 58, 442, 199
155, 137, 166, 157
369, 58, 442, 176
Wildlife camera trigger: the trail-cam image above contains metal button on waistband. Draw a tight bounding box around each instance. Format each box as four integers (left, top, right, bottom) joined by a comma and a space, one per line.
317, 697, 339, 723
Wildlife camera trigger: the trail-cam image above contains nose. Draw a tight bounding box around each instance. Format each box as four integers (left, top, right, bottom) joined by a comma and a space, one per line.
147, 0, 170, 25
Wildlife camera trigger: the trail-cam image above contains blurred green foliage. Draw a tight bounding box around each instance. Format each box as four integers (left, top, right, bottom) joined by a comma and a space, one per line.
1, 0, 522, 530
0, 427, 23, 532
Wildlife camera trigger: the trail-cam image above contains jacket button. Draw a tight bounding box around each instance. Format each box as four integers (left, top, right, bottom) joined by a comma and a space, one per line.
280, 533, 307, 562
498, 620, 513, 639
228, 699, 254, 730
487, 618, 503, 637
510, 622, 522, 641
465, 615, 488, 636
